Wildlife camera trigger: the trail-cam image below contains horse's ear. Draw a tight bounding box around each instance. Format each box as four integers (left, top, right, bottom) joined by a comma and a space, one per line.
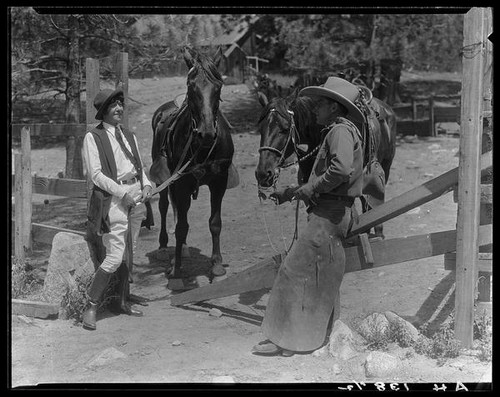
257, 91, 269, 107
183, 46, 196, 69
213, 46, 224, 68
285, 87, 299, 104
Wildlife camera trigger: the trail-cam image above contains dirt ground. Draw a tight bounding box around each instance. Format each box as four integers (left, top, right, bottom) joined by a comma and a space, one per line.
10, 76, 492, 388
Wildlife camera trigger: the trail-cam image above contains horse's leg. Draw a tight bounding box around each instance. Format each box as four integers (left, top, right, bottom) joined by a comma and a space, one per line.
167, 188, 177, 235
141, 200, 154, 229
170, 183, 192, 279
156, 188, 170, 262
208, 177, 228, 277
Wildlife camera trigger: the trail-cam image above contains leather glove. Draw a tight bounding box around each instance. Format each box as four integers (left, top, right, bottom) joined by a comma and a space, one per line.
141, 185, 153, 203
269, 187, 297, 205
293, 183, 316, 203
121, 192, 136, 211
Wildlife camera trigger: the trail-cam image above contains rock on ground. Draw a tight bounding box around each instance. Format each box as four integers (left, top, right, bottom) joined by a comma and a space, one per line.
328, 320, 365, 361
358, 311, 420, 345
364, 351, 402, 378
42, 232, 94, 306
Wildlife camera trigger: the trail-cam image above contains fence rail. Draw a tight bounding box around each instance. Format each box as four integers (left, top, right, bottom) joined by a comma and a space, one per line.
11, 175, 87, 198
11, 124, 87, 138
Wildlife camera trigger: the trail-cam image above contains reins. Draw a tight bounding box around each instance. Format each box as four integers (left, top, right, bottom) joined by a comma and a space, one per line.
150, 107, 222, 198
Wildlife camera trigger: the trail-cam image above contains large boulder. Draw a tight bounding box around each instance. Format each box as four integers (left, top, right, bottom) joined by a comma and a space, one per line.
328, 320, 365, 360
42, 232, 94, 307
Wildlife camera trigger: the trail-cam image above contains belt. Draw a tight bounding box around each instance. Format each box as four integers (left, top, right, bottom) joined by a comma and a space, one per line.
318, 194, 355, 205
118, 175, 140, 185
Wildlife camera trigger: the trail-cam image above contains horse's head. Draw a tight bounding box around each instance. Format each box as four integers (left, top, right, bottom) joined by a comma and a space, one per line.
255, 95, 297, 188
184, 46, 223, 148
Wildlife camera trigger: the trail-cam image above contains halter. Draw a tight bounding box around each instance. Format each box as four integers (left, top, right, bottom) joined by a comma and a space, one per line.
258, 108, 322, 175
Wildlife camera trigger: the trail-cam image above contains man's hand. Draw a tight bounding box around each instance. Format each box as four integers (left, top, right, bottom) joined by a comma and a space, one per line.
270, 186, 297, 205
293, 183, 316, 203
141, 185, 153, 203
121, 192, 136, 211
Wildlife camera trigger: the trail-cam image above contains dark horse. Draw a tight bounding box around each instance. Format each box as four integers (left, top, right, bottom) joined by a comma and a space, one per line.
149, 47, 234, 287
255, 87, 397, 239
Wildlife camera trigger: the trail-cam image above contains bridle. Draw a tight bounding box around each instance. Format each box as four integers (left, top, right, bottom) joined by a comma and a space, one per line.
257, 107, 306, 255
258, 107, 322, 187
258, 108, 299, 169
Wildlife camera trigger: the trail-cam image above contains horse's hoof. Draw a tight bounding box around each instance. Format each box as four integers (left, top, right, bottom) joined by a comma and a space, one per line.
211, 274, 227, 283
167, 278, 185, 291
181, 244, 190, 258
195, 275, 211, 287
156, 248, 169, 261
211, 263, 226, 277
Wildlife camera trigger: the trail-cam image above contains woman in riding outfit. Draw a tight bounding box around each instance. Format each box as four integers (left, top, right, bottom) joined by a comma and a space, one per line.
82, 88, 153, 330
253, 77, 365, 356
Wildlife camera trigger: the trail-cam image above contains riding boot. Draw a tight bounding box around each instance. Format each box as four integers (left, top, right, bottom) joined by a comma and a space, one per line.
113, 263, 143, 317
82, 268, 113, 330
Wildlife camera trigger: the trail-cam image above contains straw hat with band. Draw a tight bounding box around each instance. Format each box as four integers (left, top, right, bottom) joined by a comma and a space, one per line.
94, 88, 124, 121
299, 77, 365, 124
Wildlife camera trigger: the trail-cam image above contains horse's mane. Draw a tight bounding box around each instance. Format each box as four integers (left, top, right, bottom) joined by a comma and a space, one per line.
291, 96, 317, 134
187, 51, 223, 86
257, 96, 289, 124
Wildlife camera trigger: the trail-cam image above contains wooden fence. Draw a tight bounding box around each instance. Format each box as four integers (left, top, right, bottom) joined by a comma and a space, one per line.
393, 94, 461, 137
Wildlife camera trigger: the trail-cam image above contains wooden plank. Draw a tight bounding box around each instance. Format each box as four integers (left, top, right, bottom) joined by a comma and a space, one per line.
14, 154, 25, 260
11, 175, 88, 198
11, 220, 86, 245
347, 150, 492, 238
454, 7, 489, 348
434, 107, 461, 123
395, 119, 430, 136
21, 127, 32, 253
32, 176, 87, 198
170, 254, 284, 306
116, 52, 129, 129
11, 124, 87, 138
453, 183, 492, 204
12, 299, 59, 319
85, 58, 100, 127
429, 96, 435, 136
31, 223, 85, 245
170, 225, 491, 306
444, 251, 492, 273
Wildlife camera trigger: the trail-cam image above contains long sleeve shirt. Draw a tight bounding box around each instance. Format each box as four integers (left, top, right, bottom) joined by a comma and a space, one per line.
83, 122, 152, 199
308, 117, 364, 198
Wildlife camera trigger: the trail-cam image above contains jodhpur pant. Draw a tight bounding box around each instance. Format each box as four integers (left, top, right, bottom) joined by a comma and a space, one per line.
99, 181, 146, 274
261, 200, 354, 352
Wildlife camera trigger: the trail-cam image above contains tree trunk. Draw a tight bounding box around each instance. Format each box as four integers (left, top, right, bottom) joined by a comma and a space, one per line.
64, 16, 84, 180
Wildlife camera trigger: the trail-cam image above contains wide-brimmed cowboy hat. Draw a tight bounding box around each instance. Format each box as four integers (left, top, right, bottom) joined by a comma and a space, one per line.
299, 76, 365, 123
94, 88, 124, 120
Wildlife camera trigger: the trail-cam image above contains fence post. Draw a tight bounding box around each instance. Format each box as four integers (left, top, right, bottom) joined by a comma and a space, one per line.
412, 97, 417, 121
428, 96, 435, 136
14, 127, 33, 259
454, 7, 487, 348
85, 58, 100, 201
115, 52, 129, 129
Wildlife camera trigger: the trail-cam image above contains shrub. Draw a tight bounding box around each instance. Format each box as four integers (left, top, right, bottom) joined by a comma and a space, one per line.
415, 316, 461, 362
11, 257, 39, 299
474, 309, 492, 362
60, 272, 118, 323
